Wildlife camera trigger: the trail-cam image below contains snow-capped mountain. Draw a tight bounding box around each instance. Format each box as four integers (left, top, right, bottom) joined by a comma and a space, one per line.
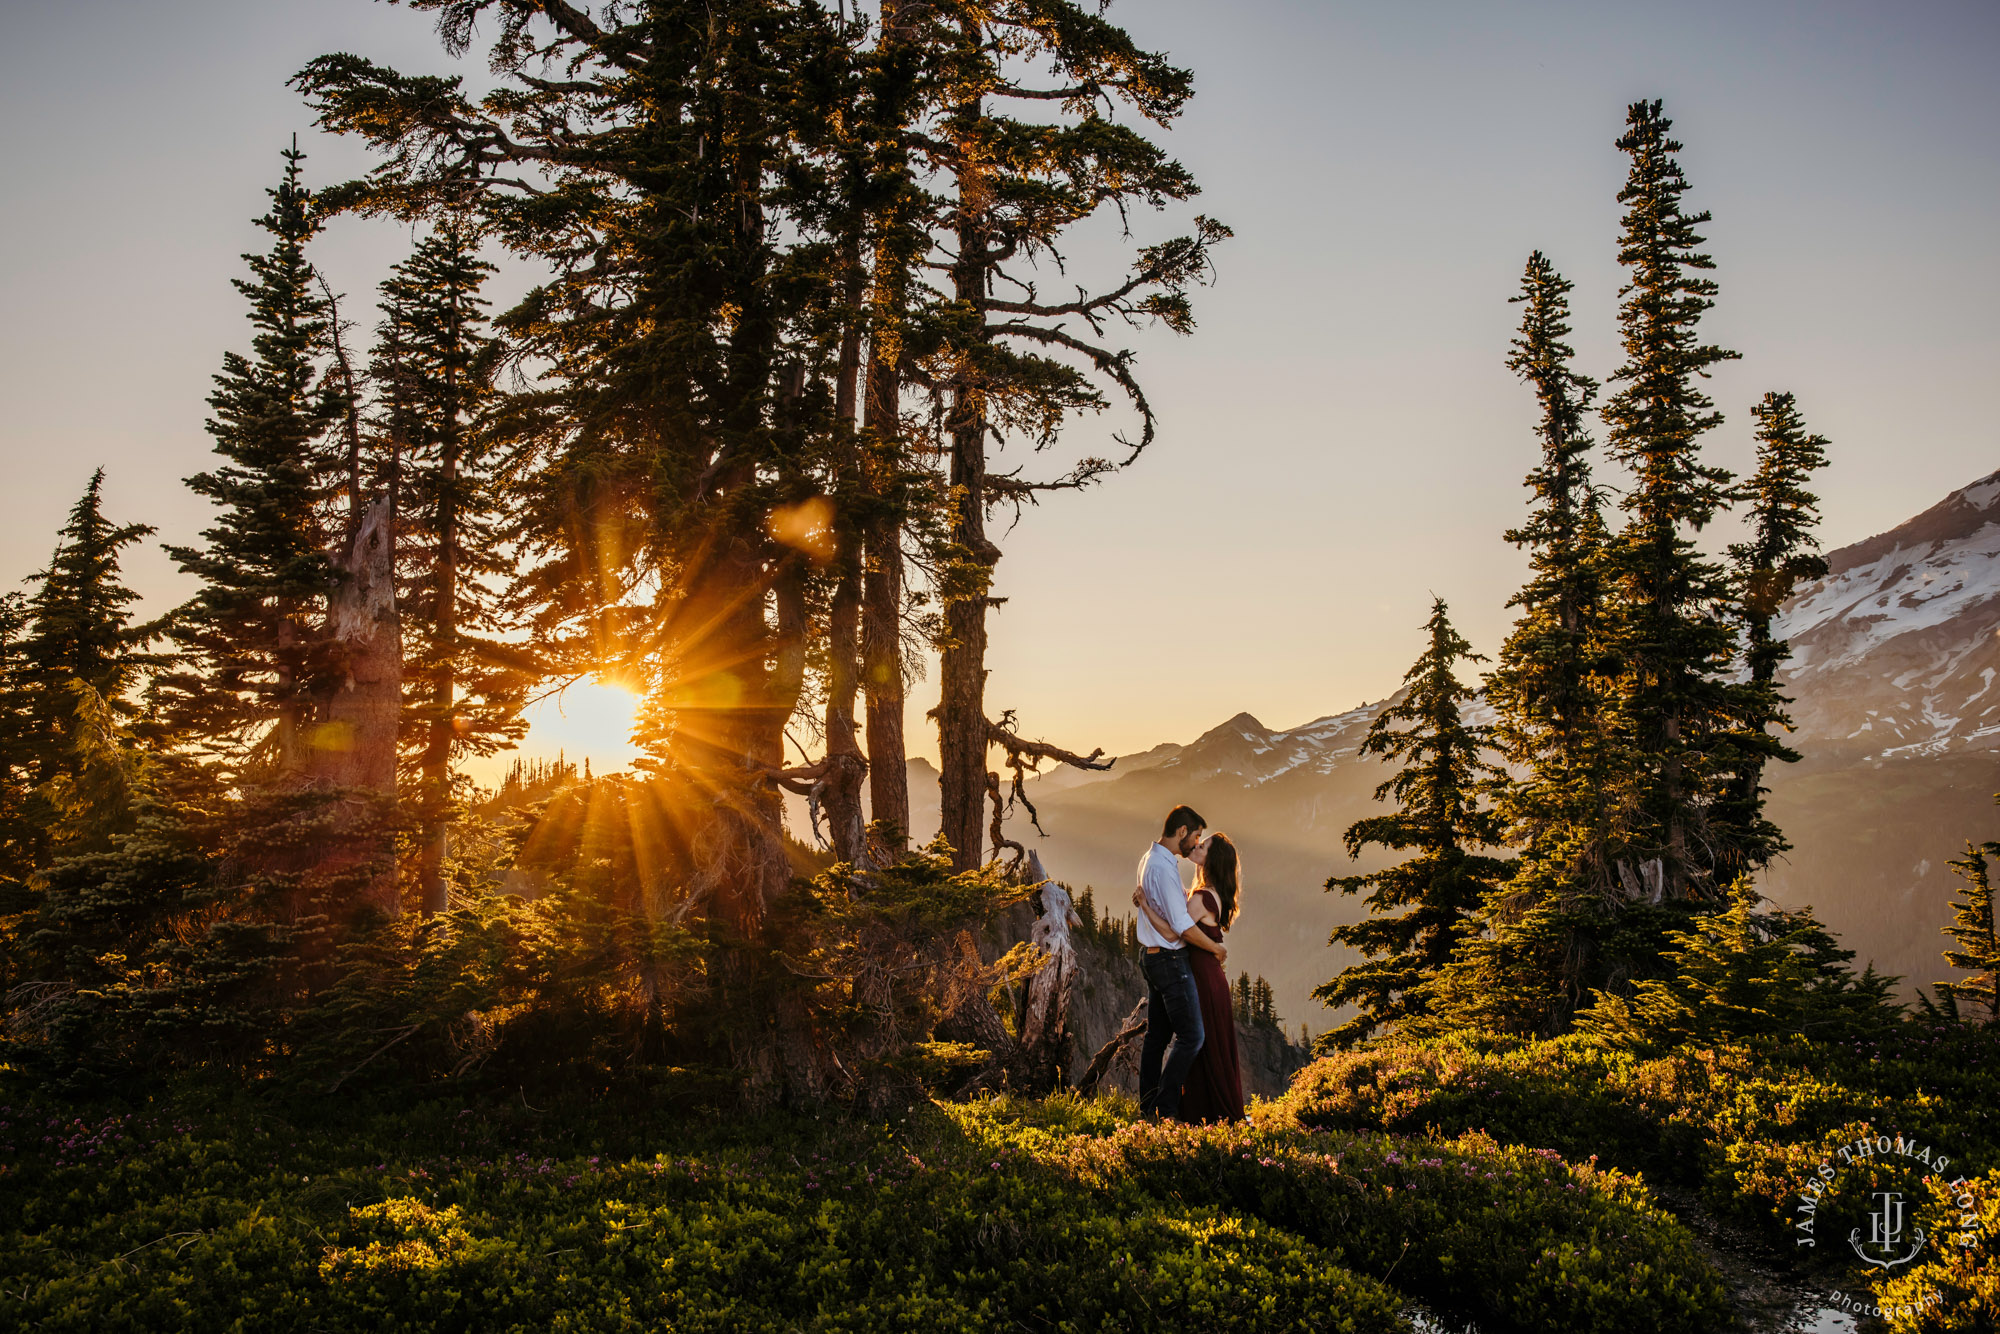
1777, 470, 2000, 759
1038, 702, 1388, 795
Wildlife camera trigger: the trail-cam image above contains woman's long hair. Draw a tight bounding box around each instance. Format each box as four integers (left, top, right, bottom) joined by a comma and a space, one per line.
1199, 833, 1242, 928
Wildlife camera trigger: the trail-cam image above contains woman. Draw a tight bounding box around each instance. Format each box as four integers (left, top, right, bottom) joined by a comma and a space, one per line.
1132, 832, 1245, 1123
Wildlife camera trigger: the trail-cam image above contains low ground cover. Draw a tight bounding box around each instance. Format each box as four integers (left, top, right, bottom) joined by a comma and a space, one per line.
1279, 1028, 2000, 1331
0, 1082, 1733, 1332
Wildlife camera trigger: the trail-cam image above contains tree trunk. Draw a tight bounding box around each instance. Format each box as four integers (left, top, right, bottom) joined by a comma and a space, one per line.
819, 236, 870, 867
309, 490, 402, 912
316, 492, 401, 795
1019, 849, 1081, 1091
822, 551, 869, 867
936, 83, 997, 872
856, 0, 922, 849
418, 419, 457, 913
682, 541, 807, 1104
859, 500, 908, 845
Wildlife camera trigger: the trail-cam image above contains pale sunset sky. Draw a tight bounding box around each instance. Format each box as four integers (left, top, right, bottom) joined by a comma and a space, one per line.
3, 0, 1994, 779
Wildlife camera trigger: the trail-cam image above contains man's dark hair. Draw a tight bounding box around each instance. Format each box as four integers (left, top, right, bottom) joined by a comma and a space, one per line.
1161, 805, 1206, 840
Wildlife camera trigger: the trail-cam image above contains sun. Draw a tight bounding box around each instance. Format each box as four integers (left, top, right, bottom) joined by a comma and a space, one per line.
465, 676, 645, 787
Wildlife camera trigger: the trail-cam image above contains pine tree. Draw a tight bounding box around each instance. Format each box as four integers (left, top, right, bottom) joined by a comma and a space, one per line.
1597, 100, 1743, 901
1317, 599, 1515, 1049
1937, 835, 2000, 1025
1487, 252, 1616, 904
302, 1, 920, 1099
855, 0, 937, 848
16, 470, 163, 784
1713, 391, 1829, 880
921, 8, 1227, 870
1252, 975, 1276, 1027
1415, 894, 1583, 1039
35, 681, 157, 860
0, 592, 33, 889
1579, 883, 1900, 1047
161, 142, 338, 776
376, 223, 527, 913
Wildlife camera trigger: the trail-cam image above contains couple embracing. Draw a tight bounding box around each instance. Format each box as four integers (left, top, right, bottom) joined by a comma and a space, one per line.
1131, 804, 1246, 1123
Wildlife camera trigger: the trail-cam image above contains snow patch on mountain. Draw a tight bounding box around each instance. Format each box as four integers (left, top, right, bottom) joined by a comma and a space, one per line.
1775, 470, 2000, 759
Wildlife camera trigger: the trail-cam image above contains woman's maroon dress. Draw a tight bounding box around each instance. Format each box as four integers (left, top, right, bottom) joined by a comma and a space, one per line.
1179, 888, 1245, 1123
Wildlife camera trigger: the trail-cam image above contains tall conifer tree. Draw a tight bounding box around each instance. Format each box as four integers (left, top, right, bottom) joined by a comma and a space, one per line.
855, 0, 936, 847
924, 9, 1225, 868
1317, 599, 1514, 1049
1713, 391, 1829, 879
376, 224, 526, 912
0, 593, 33, 888
162, 142, 338, 776
302, 1, 910, 1098
1598, 100, 1742, 901
1487, 253, 1615, 902
1937, 830, 2000, 1025
17, 470, 163, 783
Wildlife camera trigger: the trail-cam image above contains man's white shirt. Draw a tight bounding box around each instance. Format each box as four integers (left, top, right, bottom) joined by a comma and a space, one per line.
1135, 842, 1195, 950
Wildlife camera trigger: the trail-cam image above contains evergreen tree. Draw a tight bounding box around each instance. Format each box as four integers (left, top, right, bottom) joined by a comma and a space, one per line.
1413, 894, 1583, 1039
1937, 834, 2000, 1025
0, 592, 32, 889
1317, 599, 1515, 1049
855, 0, 937, 848
35, 681, 158, 860
161, 142, 338, 776
0, 472, 165, 879
1251, 975, 1277, 1027
375, 223, 527, 913
1713, 391, 1829, 879
1579, 883, 1899, 1048
16, 471, 163, 781
1597, 99, 1743, 901
1487, 252, 1616, 903
919, 7, 1226, 870
302, 1, 929, 1098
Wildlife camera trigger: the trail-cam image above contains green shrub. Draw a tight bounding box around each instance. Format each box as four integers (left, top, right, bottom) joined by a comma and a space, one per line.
1279, 1027, 2000, 1243
1878, 1169, 2000, 1332
0, 1094, 1407, 1333
952, 1097, 1730, 1333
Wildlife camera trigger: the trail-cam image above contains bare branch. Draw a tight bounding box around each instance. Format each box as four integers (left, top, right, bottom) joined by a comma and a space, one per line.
986, 771, 1026, 871
987, 322, 1156, 465
983, 710, 1114, 839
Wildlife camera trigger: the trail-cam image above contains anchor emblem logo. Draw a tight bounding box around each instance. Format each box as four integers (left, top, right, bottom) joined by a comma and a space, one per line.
1850, 1190, 1928, 1269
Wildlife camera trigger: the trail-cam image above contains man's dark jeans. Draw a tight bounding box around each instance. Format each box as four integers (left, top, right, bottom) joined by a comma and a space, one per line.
1137, 947, 1205, 1121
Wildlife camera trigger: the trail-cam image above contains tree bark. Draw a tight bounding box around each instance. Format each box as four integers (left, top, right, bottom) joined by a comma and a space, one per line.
309, 490, 402, 912
821, 551, 869, 867
315, 491, 402, 796
936, 71, 997, 872
818, 235, 870, 868
1019, 849, 1081, 1091
419, 406, 457, 915
856, 0, 922, 850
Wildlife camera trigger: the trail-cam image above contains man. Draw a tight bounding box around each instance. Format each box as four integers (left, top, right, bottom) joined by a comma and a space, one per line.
1135, 804, 1224, 1120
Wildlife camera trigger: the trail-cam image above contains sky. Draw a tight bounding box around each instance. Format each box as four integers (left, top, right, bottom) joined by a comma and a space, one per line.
3, 0, 1995, 778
